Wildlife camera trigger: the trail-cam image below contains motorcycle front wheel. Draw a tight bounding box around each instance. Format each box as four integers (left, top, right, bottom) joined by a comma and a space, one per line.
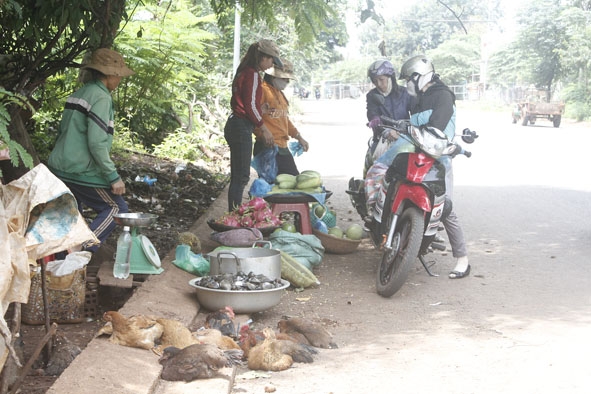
376, 206, 424, 298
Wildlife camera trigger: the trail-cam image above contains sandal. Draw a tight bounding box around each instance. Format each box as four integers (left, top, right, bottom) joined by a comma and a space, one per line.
449, 264, 470, 279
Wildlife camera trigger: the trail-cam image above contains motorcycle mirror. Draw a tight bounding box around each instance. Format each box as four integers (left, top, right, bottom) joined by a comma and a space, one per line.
461, 128, 479, 144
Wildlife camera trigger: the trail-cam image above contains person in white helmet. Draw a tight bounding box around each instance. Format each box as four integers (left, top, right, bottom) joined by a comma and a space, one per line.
399, 55, 470, 279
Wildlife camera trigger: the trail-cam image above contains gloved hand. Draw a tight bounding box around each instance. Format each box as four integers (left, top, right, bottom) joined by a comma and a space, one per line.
368, 116, 381, 129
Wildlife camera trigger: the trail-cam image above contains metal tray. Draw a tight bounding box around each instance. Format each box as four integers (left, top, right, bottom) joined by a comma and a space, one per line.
263, 190, 332, 204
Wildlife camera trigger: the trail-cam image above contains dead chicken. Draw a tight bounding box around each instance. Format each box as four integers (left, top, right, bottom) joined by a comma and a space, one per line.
247, 327, 315, 371
153, 318, 199, 355
158, 343, 243, 382
100, 311, 164, 350
193, 328, 241, 351
204, 306, 236, 337
277, 316, 338, 349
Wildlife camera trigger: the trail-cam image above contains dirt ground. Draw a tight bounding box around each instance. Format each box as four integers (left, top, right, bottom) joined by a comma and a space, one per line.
15, 151, 230, 394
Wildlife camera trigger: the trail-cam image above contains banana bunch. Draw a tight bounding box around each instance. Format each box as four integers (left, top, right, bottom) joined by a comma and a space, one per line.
274, 170, 322, 190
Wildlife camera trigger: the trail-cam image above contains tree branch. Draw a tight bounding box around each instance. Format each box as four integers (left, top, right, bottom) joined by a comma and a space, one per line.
437, 0, 468, 34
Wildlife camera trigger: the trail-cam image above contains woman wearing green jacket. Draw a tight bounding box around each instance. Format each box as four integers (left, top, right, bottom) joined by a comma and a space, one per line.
48, 48, 134, 253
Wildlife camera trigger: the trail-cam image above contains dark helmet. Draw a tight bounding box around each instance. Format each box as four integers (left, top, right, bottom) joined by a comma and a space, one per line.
399, 55, 435, 80
367, 60, 395, 82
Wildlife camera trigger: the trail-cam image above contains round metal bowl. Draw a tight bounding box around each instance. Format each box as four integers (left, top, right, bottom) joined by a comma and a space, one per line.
113, 213, 158, 227
188, 278, 290, 313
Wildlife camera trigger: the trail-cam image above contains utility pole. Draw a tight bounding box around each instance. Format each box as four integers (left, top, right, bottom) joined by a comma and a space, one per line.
233, 0, 241, 76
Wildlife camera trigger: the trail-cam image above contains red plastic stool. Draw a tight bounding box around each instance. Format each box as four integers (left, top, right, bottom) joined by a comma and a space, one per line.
271, 202, 312, 234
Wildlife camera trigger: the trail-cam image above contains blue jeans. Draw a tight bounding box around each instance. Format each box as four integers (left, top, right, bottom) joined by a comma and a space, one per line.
224, 115, 254, 211
64, 181, 128, 253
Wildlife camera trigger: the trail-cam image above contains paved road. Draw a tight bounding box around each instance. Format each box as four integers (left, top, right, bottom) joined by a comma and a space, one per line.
286, 97, 591, 393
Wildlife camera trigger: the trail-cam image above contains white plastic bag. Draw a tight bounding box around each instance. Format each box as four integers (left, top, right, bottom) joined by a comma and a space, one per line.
46, 251, 92, 277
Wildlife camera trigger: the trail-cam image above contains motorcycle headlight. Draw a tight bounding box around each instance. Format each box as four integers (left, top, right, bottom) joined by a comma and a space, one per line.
409, 126, 455, 158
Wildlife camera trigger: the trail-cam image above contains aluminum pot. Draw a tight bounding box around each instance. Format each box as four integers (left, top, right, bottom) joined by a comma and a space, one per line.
188, 278, 290, 313
206, 241, 281, 280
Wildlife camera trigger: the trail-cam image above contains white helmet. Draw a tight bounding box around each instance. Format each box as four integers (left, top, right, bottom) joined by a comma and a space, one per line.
399, 55, 435, 80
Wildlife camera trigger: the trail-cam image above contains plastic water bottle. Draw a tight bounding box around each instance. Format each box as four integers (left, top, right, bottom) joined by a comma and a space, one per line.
113, 226, 131, 279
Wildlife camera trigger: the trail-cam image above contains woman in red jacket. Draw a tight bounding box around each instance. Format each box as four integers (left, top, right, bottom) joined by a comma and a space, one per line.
224, 39, 282, 211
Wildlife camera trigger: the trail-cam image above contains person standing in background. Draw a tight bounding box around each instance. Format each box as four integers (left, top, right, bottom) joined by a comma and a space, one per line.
48, 48, 133, 253
224, 39, 283, 211
253, 59, 309, 176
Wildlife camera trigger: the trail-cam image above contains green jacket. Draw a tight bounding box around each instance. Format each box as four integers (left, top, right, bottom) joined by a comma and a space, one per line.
48, 80, 121, 188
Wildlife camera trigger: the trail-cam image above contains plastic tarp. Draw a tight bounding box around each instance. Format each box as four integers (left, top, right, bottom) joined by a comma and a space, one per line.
1, 164, 98, 370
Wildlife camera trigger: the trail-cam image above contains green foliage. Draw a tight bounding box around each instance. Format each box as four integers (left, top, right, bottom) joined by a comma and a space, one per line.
561, 84, 591, 121
209, 0, 346, 46
0, 88, 34, 173
428, 32, 480, 85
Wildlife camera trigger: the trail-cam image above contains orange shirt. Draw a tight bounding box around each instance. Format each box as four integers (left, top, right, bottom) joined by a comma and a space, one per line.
257, 80, 298, 148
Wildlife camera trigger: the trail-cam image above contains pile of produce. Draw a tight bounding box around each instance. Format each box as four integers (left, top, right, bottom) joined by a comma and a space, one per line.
325, 224, 364, 240
269, 170, 323, 194
213, 197, 282, 228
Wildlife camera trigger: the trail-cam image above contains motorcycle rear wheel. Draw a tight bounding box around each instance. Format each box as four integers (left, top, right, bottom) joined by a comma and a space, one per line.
376, 206, 424, 298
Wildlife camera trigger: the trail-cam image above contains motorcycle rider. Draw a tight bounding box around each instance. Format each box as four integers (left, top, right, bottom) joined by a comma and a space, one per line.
399, 55, 470, 279
366, 59, 414, 160
361, 60, 415, 220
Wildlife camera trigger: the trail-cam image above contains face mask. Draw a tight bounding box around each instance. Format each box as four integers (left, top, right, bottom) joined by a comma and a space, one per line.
273, 78, 289, 91
406, 80, 417, 97
418, 71, 434, 91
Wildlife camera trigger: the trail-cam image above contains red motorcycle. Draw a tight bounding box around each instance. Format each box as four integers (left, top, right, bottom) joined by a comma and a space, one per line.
347, 117, 477, 297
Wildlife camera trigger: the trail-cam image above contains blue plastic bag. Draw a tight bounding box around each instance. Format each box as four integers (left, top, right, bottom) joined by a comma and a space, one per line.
251, 145, 278, 183
289, 141, 304, 157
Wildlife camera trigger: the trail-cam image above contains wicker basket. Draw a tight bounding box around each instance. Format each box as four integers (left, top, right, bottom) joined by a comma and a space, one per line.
313, 229, 361, 254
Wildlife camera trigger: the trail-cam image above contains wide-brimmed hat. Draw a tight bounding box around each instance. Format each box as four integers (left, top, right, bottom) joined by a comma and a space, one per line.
265, 59, 296, 80
82, 48, 135, 77
257, 39, 283, 68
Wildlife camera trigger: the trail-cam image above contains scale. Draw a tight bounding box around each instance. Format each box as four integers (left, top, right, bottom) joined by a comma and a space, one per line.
113, 213, 164, 275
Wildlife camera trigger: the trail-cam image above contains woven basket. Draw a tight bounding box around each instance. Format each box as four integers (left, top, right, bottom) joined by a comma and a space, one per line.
313, 229, 360, 254
310, 203, 337, 228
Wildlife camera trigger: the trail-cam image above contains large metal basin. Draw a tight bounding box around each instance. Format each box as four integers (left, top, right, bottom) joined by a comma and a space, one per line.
188, 278, 290, 313
207, 244, 281, 280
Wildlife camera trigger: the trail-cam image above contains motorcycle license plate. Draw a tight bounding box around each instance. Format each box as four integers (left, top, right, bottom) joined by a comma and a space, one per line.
425, 199, 445, 236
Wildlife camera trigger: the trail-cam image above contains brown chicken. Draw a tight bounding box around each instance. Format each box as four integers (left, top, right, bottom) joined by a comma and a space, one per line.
193, 328, 241, 351
238, 325, 316, 359
246, 327, 315, 371
101, 311, 164, 350
158, 344, 243, 381
204, 306, 236, 337
153, 318, 199, 355
277, 316, 337, 349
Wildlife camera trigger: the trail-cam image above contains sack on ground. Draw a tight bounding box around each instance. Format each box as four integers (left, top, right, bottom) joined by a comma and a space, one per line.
210, 228, 263, 247
268, 230, 324, 270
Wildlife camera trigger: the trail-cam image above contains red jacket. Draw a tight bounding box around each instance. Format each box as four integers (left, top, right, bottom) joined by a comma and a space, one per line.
230, 66, 264, 128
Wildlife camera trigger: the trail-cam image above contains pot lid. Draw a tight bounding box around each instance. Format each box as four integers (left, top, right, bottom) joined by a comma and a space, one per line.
139, 235, 161, 268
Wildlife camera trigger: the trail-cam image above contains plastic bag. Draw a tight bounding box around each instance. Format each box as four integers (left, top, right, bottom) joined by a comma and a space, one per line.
268, 230, 325, 270
289, 141, 304, 157
249, 178, 272, 197
46, 251, 92, 277
173, 245, 210, 276
251, 145, 278, 183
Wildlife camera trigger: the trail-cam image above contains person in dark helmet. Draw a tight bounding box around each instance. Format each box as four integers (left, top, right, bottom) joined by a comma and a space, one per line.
399, 54, 470, 279
366, 59, 413, 150
361, 59, 415, 218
